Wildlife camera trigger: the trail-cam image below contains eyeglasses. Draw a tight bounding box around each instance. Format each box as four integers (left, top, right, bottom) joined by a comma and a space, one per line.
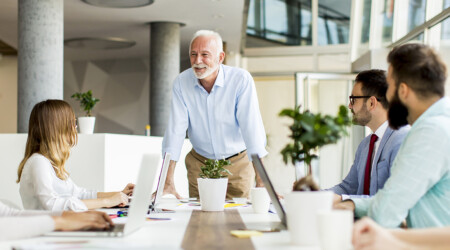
349, 95, 381, 106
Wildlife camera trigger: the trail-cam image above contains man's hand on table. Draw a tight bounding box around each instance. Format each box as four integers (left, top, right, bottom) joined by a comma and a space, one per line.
334, 199, 356, 210
333, 193, 343, 204
163, 182, 182, 199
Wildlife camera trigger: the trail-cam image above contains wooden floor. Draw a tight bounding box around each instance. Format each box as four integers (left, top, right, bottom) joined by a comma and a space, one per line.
181, 209, 254, 250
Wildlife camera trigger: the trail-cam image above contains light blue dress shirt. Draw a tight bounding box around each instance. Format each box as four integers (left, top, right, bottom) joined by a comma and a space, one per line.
162, 64, 268, 162
353, 97, 450, 228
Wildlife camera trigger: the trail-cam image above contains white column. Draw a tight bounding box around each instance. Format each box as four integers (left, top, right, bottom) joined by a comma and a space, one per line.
149, 22, 180, 136
18, 0, 64, 132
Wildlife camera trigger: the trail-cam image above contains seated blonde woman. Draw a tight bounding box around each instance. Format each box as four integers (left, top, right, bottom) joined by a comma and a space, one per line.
17, 99, 134, 211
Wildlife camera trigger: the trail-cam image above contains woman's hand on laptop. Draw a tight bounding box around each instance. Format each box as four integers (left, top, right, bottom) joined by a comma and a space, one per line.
53, 211, 113, 231
122, 183, 135, 196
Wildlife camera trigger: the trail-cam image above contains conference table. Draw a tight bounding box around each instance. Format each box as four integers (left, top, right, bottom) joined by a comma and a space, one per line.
0, 199, 318, 250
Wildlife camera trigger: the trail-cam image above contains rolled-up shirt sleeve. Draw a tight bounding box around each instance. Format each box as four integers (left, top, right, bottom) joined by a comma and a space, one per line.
235, 71, 268, 160
0, 201, 57, 240
162, 77, 189, 162
0, 216, 55, 241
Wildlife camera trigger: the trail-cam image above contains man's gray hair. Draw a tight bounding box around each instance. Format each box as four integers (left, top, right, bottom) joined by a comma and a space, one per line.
189, 30, 223, 56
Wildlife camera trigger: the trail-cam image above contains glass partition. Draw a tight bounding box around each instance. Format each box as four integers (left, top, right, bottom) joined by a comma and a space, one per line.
408, 0, 426, 41
246, 0, 313, 47
382, 0, 395, 43
317, 0, 351, 45
246, 0, 351, 47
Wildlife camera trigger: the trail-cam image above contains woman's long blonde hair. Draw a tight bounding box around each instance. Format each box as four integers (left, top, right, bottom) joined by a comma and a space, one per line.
17, 100, 78, 183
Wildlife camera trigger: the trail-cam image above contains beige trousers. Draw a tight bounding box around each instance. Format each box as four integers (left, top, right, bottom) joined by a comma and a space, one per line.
185, 149, 255, 199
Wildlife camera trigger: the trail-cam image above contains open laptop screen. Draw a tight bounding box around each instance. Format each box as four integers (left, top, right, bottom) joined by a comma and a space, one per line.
251, 154, 287, 228
152, 153, 171, 207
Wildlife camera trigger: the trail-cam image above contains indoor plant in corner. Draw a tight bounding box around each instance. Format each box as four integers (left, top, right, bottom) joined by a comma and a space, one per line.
279, 105, 351, 246
197, 159, 232, 212
71, 90, 100, 134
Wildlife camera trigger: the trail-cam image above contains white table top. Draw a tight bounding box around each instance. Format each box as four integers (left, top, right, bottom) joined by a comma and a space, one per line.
0, 198, 320, 250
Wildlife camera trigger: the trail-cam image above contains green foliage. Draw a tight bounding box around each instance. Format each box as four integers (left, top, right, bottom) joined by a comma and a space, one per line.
71, 90, 100, 117
279, 105, 352, 172
199, 159, 232, 179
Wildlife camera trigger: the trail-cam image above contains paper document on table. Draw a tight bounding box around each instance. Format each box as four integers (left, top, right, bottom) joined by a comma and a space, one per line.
177, 202, 248, 208
230, 230, 263, 238
12, 241, 181, 250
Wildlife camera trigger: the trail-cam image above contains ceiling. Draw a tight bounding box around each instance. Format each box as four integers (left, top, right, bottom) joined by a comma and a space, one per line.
0, 0, 245, 62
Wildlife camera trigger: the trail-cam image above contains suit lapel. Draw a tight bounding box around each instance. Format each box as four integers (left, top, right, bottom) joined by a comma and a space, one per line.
373, 126, 393, 164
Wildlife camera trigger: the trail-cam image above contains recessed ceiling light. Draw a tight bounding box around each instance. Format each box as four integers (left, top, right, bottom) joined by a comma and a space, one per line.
81, 0, 154, 8
64, 37, 136, 50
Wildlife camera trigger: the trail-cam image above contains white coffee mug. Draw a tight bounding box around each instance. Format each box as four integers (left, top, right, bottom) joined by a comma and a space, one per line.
250, 187, 270, 214
317, 210, 353, 250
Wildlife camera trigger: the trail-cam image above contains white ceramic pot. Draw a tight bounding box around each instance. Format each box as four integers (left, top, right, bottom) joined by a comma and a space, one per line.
197, 178, 228, 212
78, 116, 96, 134
285, 191, 333, 246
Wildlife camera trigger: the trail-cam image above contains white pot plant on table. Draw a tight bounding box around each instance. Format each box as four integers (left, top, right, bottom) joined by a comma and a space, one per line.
197, 159, 232, 212
279, 105, 351, 246
71, 90, 100, 134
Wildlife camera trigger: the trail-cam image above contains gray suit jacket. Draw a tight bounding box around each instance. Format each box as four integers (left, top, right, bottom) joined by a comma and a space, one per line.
329, 125, 410, 198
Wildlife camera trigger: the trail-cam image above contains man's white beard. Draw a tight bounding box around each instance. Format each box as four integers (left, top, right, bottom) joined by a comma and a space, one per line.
192, 62, 219, 79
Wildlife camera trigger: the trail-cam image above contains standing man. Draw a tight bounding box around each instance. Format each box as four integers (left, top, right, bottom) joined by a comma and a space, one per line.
329, 70, 409, 202
336, 43, 450, 228
162, 30, 268, 199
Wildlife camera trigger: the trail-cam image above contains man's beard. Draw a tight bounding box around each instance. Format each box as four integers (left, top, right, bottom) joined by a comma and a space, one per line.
388, 91, 409, 130
192, 62, 219, 79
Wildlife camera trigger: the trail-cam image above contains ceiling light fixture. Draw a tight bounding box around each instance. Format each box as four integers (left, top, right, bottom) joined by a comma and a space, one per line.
81, 0, 154, 8
64, 37, 136, 50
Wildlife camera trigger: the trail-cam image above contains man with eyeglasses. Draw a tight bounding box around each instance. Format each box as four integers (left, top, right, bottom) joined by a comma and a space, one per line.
337, 44, 450, 229
328, 70, 409, 203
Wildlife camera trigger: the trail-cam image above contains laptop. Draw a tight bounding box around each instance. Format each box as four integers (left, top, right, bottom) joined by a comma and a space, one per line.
251, 154, 287, 230
45, 153, 160, 237
149, 152, 173, 213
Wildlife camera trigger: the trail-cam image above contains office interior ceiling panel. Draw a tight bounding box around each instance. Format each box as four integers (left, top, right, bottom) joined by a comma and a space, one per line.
0, 0, 245, 61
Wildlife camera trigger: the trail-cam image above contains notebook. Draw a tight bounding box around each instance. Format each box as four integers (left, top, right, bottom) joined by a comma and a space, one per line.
44, 153, 160, 237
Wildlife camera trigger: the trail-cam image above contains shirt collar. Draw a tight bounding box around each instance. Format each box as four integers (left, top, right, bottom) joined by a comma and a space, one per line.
191, 64, 224, 89
413, 97, 450, 128
373, 120, 388, 139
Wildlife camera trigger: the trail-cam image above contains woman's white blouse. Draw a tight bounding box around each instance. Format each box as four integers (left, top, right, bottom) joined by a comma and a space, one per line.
19, 153, 97, 211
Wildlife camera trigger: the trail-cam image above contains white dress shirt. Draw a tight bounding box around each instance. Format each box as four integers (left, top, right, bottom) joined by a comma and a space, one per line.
19, 153, 97, 212
162, 64, 268, 161
371, 121, 388, 168
0, 201, 61, 240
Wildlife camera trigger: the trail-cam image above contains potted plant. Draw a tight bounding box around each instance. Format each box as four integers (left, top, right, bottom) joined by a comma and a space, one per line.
197, 159, 232, 212
279, 105, 351, 246
71, 90, 100, 134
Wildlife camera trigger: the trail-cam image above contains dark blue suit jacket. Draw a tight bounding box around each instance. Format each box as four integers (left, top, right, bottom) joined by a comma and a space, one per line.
329, 125, 410, 198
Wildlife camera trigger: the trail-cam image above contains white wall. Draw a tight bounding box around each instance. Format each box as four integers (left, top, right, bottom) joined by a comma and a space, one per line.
0, 56, 17, 133
254, 76, 297, 195
64, 58, 150, 135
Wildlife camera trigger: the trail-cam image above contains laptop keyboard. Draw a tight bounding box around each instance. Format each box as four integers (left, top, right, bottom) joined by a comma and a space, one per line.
89, 223, 125, 232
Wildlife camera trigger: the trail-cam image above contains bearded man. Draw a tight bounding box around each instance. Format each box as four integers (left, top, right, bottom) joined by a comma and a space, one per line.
336, 43, 450, 229
162, 30, 267, 199
328, 70, 409, 203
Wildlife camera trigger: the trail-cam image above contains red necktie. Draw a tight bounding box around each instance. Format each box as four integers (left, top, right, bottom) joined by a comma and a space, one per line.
363, 134, 378, 195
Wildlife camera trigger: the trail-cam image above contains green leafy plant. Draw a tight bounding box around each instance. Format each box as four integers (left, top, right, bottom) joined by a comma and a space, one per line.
71, 90, 100, 117
279, 105, 351, 191
199, 159, 232, 179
